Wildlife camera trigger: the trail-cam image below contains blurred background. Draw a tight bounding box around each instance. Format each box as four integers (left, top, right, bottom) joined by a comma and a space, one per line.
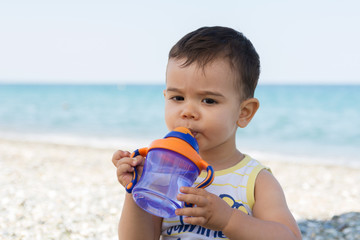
1, 0, 359, 166
1, 2, 360, 239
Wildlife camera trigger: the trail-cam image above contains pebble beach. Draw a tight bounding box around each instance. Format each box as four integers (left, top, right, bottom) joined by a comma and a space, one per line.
1, 138, 359, 240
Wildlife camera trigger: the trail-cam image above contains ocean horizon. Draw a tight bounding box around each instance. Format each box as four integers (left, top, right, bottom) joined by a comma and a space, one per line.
1, 83, 359, 167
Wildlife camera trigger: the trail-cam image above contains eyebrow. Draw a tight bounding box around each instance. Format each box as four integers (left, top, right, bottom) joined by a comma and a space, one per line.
166, 87, 225, 98
166, 87, 181, 92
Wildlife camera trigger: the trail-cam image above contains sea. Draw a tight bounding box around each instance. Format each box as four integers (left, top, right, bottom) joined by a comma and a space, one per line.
1, 84, 359, 167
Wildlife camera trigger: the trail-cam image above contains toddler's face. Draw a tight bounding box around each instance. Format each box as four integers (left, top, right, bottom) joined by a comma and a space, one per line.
164, 58, 242, 153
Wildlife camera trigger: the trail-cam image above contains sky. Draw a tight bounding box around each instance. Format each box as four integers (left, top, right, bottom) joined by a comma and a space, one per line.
0, 0, 359, 85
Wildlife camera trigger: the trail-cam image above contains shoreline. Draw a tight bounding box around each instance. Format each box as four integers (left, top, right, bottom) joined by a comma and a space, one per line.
1, 131, 359, 168
1, 138, 359, 238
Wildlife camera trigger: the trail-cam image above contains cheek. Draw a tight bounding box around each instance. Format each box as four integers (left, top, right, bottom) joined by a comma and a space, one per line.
164, 104, 175, 128
210, 109, 239, 132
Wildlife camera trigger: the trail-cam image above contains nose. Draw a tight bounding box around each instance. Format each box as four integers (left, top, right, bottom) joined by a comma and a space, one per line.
181, 102, 199, 120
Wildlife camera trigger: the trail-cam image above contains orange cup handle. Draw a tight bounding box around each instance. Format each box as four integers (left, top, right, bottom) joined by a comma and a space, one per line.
125, 148, 148, 193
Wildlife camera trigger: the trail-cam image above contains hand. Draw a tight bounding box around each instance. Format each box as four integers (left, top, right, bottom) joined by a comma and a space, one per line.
175, 187, 234, 231
112, 150, 145, 188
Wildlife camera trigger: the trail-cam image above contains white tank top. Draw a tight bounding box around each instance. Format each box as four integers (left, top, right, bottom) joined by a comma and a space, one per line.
161, 155, 269, 239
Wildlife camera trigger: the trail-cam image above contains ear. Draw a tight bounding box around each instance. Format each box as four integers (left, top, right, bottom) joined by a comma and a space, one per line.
163, 90, 166, 97
237, 98, 259, 128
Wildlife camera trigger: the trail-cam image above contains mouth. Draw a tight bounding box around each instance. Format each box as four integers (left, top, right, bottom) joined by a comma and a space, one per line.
188, 128, 199, 138
174, 126, 199, 138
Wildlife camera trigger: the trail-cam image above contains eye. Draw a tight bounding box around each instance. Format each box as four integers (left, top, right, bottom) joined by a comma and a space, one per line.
202, 98, 217, 105
170, 96, 184, 101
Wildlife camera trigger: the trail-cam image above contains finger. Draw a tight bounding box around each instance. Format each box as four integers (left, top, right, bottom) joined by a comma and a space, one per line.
180, 186, 207, 196
177, 192, 208, 207
117, 162, 135, 175
117, 163, 135, 186
133, 155, 145, 166
182, 216, 207, 226
175, 205, 207, 217
115, 157, 136, 168
112, 150, 131, 166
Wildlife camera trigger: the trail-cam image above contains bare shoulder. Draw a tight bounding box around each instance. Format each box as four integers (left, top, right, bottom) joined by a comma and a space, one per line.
253, 169, 302, 239
254, 169, 286, 208
253, 169, 289, 218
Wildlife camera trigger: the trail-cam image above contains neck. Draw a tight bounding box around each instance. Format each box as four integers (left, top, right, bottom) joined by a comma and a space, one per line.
199, 142, 244, 171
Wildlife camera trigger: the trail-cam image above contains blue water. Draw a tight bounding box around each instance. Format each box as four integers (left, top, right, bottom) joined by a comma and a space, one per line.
1, 84, 359, 165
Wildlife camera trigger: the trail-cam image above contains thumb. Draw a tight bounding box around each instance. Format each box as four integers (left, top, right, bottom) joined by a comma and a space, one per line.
132, 155, 145, 167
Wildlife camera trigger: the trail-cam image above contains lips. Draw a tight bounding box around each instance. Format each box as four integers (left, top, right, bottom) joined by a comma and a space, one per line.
188, 128, 198, 138
174, 126, 199, 138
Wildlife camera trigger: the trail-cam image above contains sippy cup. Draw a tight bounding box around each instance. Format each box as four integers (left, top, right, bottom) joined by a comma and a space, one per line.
126, 127, 214, 218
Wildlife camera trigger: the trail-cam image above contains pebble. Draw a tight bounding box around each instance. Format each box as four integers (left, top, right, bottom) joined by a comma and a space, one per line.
0, 140, 122, 240
298, 212, 360, 240
1, 139, 360, 239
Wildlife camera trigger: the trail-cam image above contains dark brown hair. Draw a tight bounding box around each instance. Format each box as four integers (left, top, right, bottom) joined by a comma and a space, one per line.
168, 26, 260, 100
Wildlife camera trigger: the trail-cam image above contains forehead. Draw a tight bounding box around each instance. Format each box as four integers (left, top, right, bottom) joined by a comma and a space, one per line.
166, 58, 237, 90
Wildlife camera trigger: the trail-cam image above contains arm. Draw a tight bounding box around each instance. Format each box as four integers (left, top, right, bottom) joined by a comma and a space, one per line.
112, 150, 162, 240
119, 193, 162, 240
175, 170, 301, 240
222, 170, 301, 239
